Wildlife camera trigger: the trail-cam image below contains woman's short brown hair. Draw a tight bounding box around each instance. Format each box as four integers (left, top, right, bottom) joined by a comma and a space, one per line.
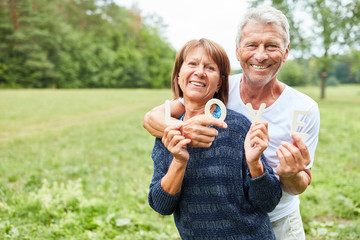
171, 38, 230, 105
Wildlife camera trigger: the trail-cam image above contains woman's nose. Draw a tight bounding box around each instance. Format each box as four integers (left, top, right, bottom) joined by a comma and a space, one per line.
195, 66, 205, 77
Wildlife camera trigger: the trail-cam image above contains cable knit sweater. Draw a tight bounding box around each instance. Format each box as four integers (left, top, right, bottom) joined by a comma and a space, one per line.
148, 109, 282, 240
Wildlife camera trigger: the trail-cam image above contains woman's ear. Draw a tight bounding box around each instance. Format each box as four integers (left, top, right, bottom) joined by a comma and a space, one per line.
217, 77, 223, 92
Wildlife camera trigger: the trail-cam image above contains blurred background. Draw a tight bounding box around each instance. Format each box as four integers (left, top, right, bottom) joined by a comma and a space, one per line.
0, 0, 359, 239
0, 0, 359, 98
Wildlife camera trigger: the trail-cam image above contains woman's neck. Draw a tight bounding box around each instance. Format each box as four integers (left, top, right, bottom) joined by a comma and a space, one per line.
182, 99, 216, 121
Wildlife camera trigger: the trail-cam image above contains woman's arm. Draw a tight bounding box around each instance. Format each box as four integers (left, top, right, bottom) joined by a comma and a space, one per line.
148, 126, 191, 215
247, 158, 282, 213
244, 120, 282, 212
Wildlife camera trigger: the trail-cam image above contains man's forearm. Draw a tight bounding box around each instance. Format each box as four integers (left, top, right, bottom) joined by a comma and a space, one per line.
279, 169, 311, 195
143, 105, 167, 138
143, 100, 185, 138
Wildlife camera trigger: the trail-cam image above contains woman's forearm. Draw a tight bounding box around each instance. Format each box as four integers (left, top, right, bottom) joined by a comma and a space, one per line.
161, 158, 188, 195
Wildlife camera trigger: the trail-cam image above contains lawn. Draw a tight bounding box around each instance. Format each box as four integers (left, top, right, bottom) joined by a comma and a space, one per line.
0, 86, 359, 239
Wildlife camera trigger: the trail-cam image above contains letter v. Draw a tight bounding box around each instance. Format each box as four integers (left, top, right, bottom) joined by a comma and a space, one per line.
246, 103, 266, 122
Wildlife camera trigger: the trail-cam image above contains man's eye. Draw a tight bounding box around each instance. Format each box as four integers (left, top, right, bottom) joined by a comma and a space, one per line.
246, 44, 256, 49
267, 45, 278, 50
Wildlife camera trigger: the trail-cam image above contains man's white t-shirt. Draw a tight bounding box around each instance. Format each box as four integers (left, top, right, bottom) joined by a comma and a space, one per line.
227, 74, 320, 222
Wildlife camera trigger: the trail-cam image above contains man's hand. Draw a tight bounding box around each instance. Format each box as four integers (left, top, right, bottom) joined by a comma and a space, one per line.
143, 100, 184, 138
182, 115, 228, 148
244, 121, 269, 178
276, 134, 312, 195
276, 134, 311, 177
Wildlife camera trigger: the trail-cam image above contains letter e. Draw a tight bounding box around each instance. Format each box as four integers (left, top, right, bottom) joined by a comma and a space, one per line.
291, 110, 312, 138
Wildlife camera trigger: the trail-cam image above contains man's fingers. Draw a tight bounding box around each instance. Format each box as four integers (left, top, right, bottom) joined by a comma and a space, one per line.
292, 134, 311, 165
280, 141, 309, 168
278, 144, 295, 161
200, 116, 228, 129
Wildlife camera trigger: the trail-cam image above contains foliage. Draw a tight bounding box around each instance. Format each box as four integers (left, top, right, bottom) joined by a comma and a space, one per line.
297, 85, 360, 239
0, 0, 176, 88
278, 59, 310, 86
0, 87, 359, 239
277, 51, 360, 87
249, 0, 360, 98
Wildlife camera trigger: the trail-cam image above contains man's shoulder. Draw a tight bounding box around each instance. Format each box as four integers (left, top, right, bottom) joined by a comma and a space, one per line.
284, 85, 318, 108
228, 73, 242, 95
229, 73, 242, 82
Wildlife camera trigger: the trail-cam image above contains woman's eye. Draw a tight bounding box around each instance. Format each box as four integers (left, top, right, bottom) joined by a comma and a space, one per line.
207, 66, 215, 71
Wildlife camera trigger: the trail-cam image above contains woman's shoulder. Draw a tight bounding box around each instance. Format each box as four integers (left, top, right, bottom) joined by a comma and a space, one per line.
151, 138, 169, 160
225, 109, 251, 125
221, 109, 251, 134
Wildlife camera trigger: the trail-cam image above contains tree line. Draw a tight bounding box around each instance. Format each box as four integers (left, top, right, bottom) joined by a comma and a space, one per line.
250, 0, 360, 98
0, 0, 359, 92
278, 52, 360, 87
0, 0, 175, 88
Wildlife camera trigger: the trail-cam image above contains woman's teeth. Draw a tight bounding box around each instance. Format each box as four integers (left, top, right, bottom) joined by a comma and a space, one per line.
190, 81, 205, 87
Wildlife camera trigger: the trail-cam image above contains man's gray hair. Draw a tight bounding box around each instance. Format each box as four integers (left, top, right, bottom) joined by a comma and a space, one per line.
235, 6, 290, 48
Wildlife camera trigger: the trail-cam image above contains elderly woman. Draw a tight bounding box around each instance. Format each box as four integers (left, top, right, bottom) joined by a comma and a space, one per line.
148, 38, 281, 239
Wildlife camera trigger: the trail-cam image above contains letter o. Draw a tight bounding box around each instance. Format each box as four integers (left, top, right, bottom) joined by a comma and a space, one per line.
205, 98, 227, 121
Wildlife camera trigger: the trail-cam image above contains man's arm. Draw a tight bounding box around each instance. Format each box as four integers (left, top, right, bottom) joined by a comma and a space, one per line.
143, 100, 228, 147
142, 100, 184, 138
279, 169, 311, 195
276, 134, 312, 195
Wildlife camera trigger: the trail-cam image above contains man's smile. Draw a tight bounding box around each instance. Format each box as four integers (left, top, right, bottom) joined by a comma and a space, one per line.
251, 64, 271, 69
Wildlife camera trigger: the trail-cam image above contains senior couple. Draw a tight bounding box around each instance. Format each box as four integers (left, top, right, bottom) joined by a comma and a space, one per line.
143, 6, 320, 240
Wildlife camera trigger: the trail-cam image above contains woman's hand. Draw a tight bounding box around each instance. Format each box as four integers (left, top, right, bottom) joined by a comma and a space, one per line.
162, 125, 191, 163
244, 121, 269, 177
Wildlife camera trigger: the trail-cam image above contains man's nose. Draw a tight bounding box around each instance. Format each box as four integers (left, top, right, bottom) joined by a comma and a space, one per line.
254, 45, 269, 62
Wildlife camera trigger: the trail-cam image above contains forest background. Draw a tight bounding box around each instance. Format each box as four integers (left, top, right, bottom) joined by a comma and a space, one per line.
1, 0, 360, 95
1, 0, 360, 239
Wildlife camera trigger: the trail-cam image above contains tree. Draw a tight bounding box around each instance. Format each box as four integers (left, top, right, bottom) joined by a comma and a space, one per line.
0, 0, 176, 88
250, 0, 360, 98
278, 60, 310, 86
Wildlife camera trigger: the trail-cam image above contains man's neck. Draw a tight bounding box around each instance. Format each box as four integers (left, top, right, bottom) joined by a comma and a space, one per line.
240, 75, 285, 110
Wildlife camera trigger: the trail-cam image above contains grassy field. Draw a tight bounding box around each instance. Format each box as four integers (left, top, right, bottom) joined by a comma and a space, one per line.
0, 86, 359, 239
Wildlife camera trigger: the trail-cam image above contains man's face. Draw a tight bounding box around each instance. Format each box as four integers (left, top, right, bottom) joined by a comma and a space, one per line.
236, 22, 289, 85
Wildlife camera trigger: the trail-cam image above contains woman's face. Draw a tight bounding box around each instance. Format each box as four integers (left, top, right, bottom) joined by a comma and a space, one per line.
178, 46, 222, 105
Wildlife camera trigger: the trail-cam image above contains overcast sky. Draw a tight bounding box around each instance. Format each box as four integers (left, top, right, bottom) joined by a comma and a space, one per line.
115, 0, 250, 70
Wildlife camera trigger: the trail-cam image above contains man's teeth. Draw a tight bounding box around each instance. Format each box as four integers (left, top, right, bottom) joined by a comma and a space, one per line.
190, 82, 205, 87
253, 65, 269, 69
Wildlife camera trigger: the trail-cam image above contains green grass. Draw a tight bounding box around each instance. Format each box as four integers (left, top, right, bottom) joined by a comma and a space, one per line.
0, 86, 359, 239
296, 85, 360, 239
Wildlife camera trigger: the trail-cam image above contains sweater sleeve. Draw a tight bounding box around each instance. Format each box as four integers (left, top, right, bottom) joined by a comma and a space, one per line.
148, 138, 182, 215
227, 111, 282, 213
247, 154, 282, 212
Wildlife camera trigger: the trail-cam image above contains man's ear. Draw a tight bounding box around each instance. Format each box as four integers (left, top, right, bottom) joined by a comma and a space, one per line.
235, 45, 240, 62
283, 43, 290, 63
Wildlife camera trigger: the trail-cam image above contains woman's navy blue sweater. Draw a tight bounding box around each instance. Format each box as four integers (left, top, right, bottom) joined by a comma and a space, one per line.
148, 110, 282, 240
